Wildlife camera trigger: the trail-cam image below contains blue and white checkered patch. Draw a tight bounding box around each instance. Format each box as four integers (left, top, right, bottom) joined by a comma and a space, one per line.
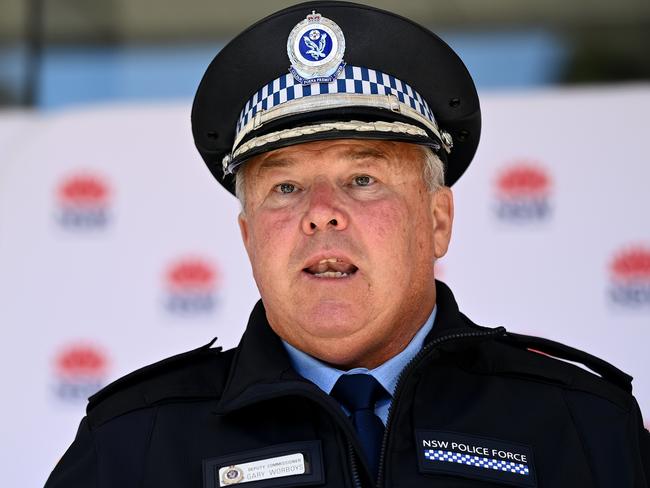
235, 65, 435, 136
416, 430, 536, 487
424, 449, 530, 476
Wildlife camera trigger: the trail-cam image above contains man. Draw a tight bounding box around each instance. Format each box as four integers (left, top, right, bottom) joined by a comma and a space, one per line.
46, 2, 649, 487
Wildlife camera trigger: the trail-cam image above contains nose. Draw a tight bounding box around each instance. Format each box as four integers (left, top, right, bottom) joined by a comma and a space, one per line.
301, 180, 349, 235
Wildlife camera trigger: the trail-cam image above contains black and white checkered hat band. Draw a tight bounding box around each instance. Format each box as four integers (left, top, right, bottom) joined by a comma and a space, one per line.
235, 65, 436, 137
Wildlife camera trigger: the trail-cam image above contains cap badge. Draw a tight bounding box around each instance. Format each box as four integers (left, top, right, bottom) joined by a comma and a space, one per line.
287, 10, 346, 84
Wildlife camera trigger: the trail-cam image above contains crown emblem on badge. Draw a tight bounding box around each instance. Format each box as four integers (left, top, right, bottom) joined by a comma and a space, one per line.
287, 10, 346, 84
306, 10, 321, 22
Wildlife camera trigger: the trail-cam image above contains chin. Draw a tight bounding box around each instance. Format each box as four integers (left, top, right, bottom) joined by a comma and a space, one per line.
302, 311, 360, 340
298, 300, 366, 340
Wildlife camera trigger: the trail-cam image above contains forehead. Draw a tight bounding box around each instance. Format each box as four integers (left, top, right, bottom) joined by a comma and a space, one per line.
245, 139, 422, 176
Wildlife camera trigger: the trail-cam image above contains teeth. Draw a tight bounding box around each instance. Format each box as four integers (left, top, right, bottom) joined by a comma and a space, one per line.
313, 271, 349, 278
306, 257, 357, 275
315, 258, 340, 274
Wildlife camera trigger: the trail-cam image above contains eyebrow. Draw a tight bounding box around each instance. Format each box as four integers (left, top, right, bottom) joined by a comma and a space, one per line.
341, 148, 388, 161
255, 158, 297, 174
255, 147, 390, 174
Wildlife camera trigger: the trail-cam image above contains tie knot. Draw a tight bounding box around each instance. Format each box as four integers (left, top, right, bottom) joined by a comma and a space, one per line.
331, 373, 388, 412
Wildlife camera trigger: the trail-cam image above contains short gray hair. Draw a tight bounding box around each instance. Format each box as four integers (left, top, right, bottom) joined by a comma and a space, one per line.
420, 146, 445, 192
235, 144, 445, 211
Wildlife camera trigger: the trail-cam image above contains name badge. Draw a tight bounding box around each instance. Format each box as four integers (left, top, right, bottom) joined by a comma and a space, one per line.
219, 453, 305, 486
203, 441, 323, 488
415, 430, 537, 487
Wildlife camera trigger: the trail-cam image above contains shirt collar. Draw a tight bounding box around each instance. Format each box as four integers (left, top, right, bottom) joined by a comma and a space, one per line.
282, 305, 437, 397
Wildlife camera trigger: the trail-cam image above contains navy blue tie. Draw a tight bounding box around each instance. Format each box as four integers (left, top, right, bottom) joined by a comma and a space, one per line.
331, 374, 388, 479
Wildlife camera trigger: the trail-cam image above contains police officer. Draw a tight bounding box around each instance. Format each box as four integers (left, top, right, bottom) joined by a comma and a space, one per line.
45, 2, 649, 487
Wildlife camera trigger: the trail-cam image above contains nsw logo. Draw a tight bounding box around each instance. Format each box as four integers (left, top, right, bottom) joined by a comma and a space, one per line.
608, 245, 650, 307
164, 257, 220, 315
56, 172, 111, 229
494, 162, 552, 223
53, 343, 108, 402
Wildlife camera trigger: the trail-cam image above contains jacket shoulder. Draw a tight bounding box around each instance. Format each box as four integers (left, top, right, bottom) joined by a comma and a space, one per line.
86, 338, 235, 429
485, 329, 635, 407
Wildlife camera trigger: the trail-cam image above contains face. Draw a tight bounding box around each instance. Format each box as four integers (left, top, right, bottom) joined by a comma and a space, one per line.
238, 139, 453, 369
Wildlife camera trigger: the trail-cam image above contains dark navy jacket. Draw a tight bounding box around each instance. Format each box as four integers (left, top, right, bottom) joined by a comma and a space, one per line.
45, 282, 650, 487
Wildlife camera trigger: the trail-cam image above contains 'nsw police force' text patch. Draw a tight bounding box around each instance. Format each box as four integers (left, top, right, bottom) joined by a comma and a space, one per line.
415, 430, 537, 487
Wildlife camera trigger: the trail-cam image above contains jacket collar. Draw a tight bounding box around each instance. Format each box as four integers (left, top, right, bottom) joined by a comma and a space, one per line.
215, 298, 306, 413
216, 280, 476, 413
424, 280, 480, 340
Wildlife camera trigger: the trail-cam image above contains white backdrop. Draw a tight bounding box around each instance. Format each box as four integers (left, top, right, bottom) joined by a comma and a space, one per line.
0, 85, 648, 487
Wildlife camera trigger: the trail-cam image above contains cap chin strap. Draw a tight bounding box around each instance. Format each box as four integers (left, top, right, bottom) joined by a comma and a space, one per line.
222, 119, 435, 175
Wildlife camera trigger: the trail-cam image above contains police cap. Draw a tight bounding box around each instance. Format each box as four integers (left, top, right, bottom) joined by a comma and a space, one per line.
192, 1, 480, 194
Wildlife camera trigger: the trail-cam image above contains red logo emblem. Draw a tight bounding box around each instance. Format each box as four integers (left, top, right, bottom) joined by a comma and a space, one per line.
166, 258, 219, 292
165, 257, 220, 314
56, 172, 111, 229
55, 344, 108, 377
53, 343, 109, 401
494, 162, 552, 222
608, 245, 650, 307
496, 164, 551, 199
58, 174, 109, 207
610, 247, 650, 283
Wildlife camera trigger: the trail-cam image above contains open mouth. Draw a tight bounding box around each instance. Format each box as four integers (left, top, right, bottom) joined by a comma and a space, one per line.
303, 258, 359, 279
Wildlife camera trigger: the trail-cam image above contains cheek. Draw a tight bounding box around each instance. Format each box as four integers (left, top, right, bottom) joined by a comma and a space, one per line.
355, 198, 411, 250
248, 211, 298, 266
356, 195, 434, 263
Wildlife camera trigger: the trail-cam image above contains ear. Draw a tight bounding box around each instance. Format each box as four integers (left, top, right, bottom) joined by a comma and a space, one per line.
431, 187, 454, 258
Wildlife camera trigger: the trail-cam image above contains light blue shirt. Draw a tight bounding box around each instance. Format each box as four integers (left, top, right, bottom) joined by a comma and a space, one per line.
282, 306, 437, 425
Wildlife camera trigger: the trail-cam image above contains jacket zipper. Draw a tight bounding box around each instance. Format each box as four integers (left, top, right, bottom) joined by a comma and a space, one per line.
375, 327, 506, 487
289, 389, 367, 487
347, 439, 363, 488
222, 383, 370, 487
217, 327, 505, 488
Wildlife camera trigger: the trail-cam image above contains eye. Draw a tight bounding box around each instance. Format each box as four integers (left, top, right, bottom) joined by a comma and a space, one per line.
353, 175, 375, 187
274, 183, 296, 194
